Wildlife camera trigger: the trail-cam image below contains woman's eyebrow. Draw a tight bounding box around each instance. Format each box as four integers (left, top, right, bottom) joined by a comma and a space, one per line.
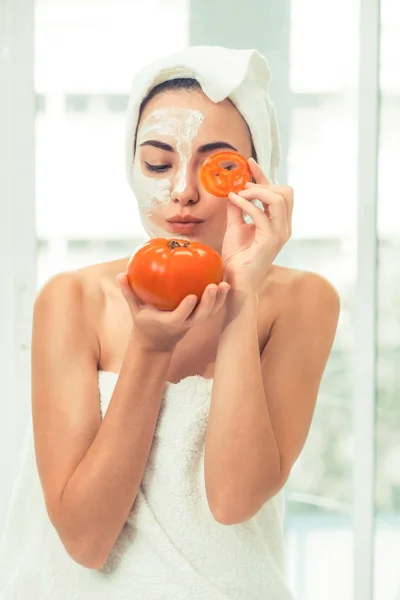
139, 140, 238, 154
139, 140, 174, 152
197, 142, 238, 153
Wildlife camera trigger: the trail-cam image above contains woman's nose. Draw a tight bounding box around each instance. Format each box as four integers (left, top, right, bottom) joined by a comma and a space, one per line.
171, 182, 200, 206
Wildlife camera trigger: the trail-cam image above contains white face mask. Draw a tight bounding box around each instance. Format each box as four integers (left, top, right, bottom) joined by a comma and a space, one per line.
132, 108, 205, 238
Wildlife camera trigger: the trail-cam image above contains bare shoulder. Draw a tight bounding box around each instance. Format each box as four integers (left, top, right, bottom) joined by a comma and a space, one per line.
259, 265, 340, 367
35, 256, 129, 314
263, 264, 341, 320
33, 257, 131, 364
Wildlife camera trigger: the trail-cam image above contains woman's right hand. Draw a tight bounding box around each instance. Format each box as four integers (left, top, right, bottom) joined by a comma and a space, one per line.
117, 274, 231, 352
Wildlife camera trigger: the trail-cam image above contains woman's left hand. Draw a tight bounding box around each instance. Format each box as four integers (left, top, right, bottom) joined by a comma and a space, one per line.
221, 158, 294, 292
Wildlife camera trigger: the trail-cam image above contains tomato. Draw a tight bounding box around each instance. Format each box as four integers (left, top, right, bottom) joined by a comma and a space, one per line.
200, 151, 252, 197
127, 238, 224, 311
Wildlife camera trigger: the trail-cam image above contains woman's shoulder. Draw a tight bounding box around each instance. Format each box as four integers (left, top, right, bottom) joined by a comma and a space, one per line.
34, 257, 130, 318
263, 264, 340, 316
267, 264, 338, 290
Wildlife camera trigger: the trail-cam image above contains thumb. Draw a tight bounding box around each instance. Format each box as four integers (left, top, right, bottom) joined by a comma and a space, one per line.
117, 273, 142, 316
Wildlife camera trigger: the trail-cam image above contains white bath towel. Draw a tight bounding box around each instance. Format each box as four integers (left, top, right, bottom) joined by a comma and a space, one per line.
0, 372, 293, 599
125, 45, 281, 193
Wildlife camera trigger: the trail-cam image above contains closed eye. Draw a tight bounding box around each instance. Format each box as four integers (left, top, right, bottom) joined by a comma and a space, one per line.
144, 162, 171, 173
222, 162, 237, 171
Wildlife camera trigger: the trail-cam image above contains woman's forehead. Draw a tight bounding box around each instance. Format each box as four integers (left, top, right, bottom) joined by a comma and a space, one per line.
137, 91, 252, 146
140, 91, 245, 127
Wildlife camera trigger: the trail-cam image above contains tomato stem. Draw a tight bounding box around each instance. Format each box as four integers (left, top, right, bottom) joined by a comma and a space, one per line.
167, 240, 190, 249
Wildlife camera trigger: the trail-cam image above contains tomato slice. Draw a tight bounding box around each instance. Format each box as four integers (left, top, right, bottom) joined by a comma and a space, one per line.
200, 151, 252, 197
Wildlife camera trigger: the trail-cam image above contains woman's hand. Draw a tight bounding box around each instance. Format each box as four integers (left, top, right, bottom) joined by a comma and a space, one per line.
117, 274, 231, 352
221, 158, 293, 292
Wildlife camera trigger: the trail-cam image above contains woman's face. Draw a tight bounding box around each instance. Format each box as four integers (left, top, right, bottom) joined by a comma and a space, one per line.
132, 89, 253, 252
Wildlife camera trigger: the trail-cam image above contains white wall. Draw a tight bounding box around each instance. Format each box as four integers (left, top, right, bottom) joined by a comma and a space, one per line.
0, 0, 36, 532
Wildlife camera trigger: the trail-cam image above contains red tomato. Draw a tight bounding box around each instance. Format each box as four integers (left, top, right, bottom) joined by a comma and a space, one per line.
200, 151, 252, 197
127, 238, 224, 311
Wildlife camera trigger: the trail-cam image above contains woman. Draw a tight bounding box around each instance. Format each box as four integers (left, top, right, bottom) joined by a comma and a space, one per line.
0, 46, 340, 599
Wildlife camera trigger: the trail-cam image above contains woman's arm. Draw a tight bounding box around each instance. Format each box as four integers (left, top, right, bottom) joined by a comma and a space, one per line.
204, 271, 340, 525
32, 273, 172, 569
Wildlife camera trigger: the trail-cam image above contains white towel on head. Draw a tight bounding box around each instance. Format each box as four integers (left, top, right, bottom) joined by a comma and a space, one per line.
125, 45, 281, 193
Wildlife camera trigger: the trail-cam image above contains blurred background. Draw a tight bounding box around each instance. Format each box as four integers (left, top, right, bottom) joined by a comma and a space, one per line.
1, 0, 399, 599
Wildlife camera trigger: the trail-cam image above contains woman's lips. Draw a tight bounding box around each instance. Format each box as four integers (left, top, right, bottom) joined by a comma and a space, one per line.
167, 221, 203, 234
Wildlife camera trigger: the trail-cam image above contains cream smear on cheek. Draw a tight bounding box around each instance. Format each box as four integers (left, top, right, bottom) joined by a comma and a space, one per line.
132, 108, 204, 238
